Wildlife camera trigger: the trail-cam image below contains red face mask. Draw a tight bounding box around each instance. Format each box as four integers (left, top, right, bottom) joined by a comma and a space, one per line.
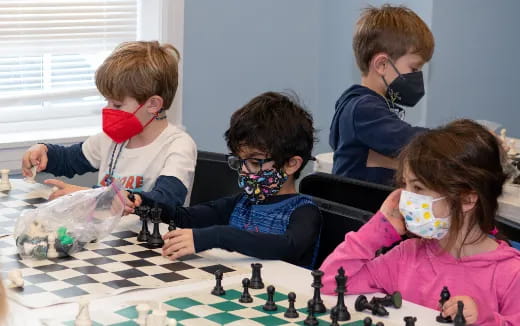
102, 104, 155, 143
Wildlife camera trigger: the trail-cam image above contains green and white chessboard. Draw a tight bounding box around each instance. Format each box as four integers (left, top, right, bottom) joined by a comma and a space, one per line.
44, 283, 392, 326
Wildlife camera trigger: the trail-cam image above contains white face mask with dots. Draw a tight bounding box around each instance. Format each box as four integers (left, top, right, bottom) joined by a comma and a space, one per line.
399, 190, 450, 239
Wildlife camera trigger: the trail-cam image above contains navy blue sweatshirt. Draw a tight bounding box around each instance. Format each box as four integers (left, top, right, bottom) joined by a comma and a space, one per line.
329, 85, 427, 185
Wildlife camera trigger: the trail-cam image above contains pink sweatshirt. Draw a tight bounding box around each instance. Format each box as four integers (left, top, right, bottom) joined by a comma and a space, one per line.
320, 211, 520, 325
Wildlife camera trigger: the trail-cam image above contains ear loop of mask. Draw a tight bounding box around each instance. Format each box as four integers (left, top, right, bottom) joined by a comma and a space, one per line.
381, 58, 406, 119
133, 103, 162, 128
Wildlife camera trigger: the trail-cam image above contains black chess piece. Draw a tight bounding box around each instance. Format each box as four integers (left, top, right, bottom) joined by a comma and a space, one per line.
284, 292, 299, 318
168, 217, 176, 232
239, 278, 253, 303
404, 316, 417, 326
148, 202, 164, 247
262, 285, 277, 311
211, 269, 225, 296
370, 291, 402, 308
330, 307, 340, 326
332, 267, 350, 321
375, 322, 384, 326
304, 299, 319, 326
354, 295, 388, 317
250, 263, 264, 289
436, 286, 453, 323
136, 205, 151, 242
363, 316, 373, 326
310, 269, 326, 313
453, 301, 466, 326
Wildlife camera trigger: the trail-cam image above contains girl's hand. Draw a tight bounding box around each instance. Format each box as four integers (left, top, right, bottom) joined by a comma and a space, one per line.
442, 296, 478, 325
380, 189, 406, 235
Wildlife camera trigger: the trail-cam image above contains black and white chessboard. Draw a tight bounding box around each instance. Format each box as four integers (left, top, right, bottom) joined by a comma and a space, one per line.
0, 180, 50, 237
0, 229, 248, 308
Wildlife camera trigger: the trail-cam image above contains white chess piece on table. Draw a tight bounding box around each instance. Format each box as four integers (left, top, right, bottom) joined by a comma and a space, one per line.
509, 139, 518, 155
167, 318, 177, 326
0, 169, 11, 191
47, 233, 59, 258
146, 303, 167, 326
7, 269, 24, 288
24, 166, 37, 184
75, 298, 92, 326
136, 303, 150, 326
500, 128, 507, 143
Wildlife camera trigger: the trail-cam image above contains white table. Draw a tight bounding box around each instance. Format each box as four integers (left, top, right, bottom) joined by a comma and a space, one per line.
2, 180, 445, 325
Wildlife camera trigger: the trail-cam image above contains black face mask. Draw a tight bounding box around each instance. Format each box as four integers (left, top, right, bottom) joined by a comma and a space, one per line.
383, 60, 425, 107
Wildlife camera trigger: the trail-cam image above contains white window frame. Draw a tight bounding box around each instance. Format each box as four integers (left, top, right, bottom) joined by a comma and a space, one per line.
0, 0, 185, 173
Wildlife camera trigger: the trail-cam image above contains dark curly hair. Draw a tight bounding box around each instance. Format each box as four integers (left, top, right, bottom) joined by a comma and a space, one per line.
225, 91, 316, 179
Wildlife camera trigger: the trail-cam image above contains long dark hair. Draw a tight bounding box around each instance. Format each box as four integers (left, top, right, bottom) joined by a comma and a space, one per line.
396, 119, 508, 252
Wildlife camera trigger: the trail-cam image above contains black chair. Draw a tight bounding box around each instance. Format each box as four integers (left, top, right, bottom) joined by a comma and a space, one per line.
300, 172, 394, 213
313, 197, 373, 267
189, 151, 240, 206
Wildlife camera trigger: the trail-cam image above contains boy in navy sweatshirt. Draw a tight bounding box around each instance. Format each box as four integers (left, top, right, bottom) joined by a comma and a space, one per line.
330, 5, 434, 185
161, 92, 321, 269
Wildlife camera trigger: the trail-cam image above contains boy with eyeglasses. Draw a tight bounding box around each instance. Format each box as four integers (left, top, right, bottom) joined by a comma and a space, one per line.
160, 92, 321, 269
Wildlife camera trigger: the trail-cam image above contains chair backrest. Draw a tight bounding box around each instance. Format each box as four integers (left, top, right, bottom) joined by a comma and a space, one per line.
313, 197, 373, 267
189, 151, 240, 206
300, 172, 394, 213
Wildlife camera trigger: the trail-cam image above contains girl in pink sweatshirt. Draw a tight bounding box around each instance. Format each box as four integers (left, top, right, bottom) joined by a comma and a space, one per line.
320, 119, 520, 325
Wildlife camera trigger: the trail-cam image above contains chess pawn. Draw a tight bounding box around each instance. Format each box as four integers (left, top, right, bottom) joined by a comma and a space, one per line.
284, 292, 299, 318
7, 269, 23, 288
0, 169, 11, 191
211, 269, 225, 296
47, 233, 59, 259
136, 303, 150, 326
304, 299, 318, 326
74, 299, 92, 326
146, 306, 167, 326
239, 278, 253, 303
262, 285, 277, 311
363, 317, 372, 326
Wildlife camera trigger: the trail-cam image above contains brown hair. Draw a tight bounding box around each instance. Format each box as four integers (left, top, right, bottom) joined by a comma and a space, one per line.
225, 91, 315, 179
96, 41, 180, 110
396, 119, 508, 252
353, 4, 434, 75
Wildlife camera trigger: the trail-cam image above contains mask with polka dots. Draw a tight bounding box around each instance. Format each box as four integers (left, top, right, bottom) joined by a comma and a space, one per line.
399, 190, 451, 239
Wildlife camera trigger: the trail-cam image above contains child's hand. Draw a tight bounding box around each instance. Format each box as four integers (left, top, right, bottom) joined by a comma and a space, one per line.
441, 296, 478, 324
161, 229, 195, 260
44, 179, 88, 200
21, 144, 48, 177
379, 189, 406, 235
121, 191, 142, 215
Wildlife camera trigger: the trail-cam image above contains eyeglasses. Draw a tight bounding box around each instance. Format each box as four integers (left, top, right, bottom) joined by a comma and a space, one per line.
227, 155, 274, 174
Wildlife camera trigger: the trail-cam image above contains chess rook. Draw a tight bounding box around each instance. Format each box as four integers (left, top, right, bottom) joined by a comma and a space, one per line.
250, 263, 264, 289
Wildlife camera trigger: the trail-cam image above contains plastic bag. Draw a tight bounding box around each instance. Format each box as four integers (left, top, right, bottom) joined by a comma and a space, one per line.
14, 182, 125, 259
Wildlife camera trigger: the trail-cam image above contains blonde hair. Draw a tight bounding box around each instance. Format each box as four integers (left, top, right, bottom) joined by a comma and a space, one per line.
353, 4, 434, 75
95, 41, 180, 110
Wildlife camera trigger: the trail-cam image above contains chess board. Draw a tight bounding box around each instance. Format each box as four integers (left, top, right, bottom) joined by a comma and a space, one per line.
0, 180, 51, 237
43, 283, 393, 326
0, 229, 248, 308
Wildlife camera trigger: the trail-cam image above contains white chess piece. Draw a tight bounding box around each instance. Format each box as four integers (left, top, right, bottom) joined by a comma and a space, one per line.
146, 303, 167, 326
24, 166, 37, 184
0, 169, 11, 191
167, 318, 177, 326
500, 128, 507, 143
75, 299, 92, 326
7, 269, 24, 288
509, 139, 518, 155
47, 233, 59, 258
136, 303, 150, 326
